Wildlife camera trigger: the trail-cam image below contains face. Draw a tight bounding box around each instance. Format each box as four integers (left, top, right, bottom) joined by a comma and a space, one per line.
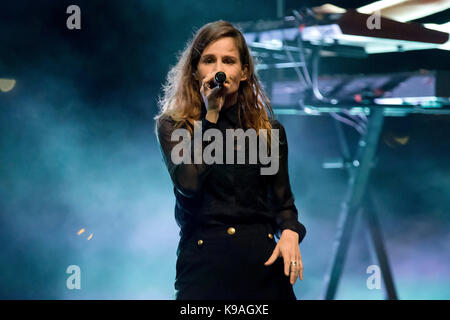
195, 37, 248, 100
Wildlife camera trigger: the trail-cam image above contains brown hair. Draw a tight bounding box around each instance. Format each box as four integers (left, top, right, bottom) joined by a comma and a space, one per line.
155, 20, 274, 136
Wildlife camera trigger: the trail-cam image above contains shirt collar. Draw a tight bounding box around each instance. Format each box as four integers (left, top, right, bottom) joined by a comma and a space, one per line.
220, 102, 240, 127
201, 102, 240, 127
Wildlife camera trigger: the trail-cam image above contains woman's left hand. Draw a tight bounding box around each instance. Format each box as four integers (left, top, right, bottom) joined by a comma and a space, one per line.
264, 229, 303, 285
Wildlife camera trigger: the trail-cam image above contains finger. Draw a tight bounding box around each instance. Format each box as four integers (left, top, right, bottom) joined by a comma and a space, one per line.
204, 81, 226, 101
200, 80, 211, 98
283, 254, 291, 277
208, 79, 229, 94
264, 245, 279, 266
200, 74, 214, 96
221, 81, 231, 90
264, 246, 279, 266
200, 81, 205, 96
290, 257, 301, 285
202, 72, 218, 89
290, 266, 298, 285
202, 71, 216, 84
298, 249, 303, 281
209, 85, 223, 96
299, 256, 303, 281
295, 256, 302, 284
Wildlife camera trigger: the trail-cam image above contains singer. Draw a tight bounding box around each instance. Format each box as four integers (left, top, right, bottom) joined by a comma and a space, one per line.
155, 20, 306, 300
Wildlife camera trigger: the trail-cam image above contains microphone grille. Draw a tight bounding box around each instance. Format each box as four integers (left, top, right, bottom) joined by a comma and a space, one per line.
215, 72, 226, 83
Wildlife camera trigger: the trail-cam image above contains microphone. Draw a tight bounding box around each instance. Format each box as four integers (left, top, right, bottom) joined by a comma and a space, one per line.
209, 71, 226, 89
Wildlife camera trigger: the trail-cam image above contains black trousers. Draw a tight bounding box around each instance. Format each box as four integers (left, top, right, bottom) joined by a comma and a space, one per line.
174, 222, 297, 300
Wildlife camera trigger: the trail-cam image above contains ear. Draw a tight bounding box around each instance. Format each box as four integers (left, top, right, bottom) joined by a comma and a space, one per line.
240, 64, 248, 82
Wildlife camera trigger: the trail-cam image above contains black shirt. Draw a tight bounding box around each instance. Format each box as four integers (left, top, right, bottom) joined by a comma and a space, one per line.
156, 102, 306, 243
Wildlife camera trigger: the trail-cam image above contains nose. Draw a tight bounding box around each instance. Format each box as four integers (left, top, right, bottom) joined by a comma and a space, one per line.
213, 61, 224, 73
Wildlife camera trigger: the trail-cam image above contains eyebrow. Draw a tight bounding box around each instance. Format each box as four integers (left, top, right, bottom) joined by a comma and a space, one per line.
201, 54, 238, 60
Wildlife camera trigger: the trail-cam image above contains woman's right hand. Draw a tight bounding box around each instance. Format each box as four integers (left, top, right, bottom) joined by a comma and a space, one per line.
200, 72, 228, 120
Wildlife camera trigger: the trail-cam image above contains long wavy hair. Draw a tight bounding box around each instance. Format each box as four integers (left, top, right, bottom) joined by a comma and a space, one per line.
155, 20, 274, 137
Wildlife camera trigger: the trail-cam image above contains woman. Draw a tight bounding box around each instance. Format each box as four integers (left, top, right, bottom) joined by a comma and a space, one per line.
155, 20, 306, 300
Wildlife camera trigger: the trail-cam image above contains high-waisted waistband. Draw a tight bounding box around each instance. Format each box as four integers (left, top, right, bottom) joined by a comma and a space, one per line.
201, 222, 274, 237
177, 222, 277, 255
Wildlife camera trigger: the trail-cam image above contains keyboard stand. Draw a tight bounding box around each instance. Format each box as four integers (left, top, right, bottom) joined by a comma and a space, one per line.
322, 108, 398, 300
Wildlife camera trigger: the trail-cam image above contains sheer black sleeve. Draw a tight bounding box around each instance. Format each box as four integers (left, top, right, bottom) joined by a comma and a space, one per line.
270, 120, 307, 244
156, 115, 218, 198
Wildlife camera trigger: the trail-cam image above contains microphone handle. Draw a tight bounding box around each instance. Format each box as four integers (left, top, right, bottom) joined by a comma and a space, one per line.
209, 72, 226, 89
209, 80, 223, 89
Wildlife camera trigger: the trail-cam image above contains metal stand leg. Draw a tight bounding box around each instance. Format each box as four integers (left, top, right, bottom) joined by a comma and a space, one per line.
322, 108, 385, 299
363, 190, 398, 299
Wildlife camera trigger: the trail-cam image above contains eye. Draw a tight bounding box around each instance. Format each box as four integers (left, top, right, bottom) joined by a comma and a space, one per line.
224, 58, 236, 64
202, 57, 214, 64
